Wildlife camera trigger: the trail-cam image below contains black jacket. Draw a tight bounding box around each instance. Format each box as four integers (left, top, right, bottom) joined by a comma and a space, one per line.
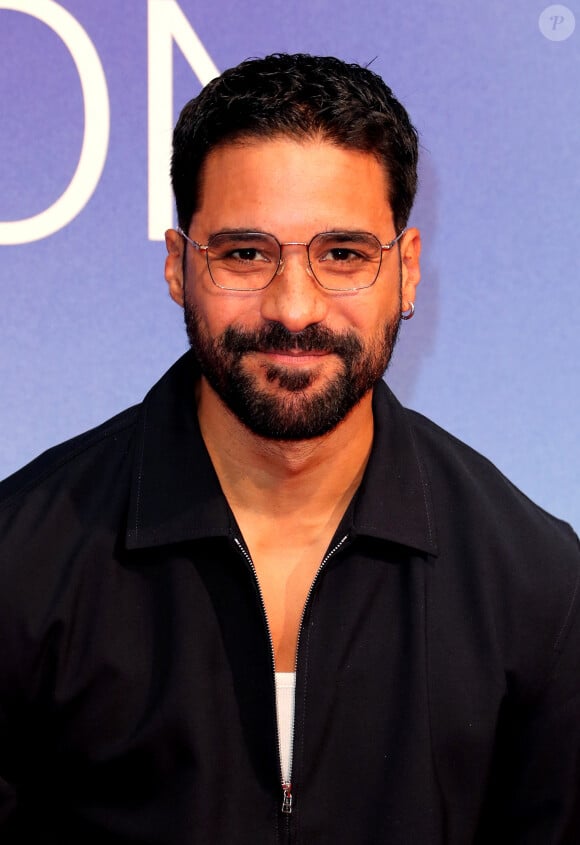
0, 352, 579, 843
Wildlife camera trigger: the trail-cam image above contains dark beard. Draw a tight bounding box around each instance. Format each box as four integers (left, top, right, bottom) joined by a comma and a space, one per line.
184, 302, 400, 440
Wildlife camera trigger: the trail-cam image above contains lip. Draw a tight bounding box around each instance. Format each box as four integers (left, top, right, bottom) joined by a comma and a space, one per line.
256, 349, 330, 362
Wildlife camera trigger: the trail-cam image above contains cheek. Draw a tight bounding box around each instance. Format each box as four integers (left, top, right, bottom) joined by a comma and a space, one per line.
340, 293, 400, 336
186, 282, 265, 336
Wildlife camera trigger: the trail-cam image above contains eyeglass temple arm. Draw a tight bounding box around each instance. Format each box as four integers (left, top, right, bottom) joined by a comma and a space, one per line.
177, 228, 208, 253
382, 227, 407, 251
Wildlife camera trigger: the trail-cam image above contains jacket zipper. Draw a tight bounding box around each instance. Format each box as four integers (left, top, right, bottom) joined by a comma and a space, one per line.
234, 533, 349, 817
286, 534, 349, 814
233, 538, 285, 805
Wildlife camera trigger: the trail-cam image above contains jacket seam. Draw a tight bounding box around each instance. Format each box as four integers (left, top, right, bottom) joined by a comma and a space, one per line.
131, 404, 148, 543
423, 568, 449, 841
408, 422, 437, 550
553, 563, 580, 653
527, 557, 580, 704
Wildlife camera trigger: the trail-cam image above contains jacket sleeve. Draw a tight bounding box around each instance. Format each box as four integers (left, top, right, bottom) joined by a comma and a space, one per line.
475, 550, 580, 844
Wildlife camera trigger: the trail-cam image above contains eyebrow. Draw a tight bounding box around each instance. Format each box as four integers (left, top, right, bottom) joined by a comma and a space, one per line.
318, 231, 376, 243
208, 229, 271, 239
207, 228, 376, 240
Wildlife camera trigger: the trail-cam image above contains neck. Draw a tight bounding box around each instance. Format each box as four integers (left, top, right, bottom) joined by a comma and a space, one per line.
196, 380, 375, 521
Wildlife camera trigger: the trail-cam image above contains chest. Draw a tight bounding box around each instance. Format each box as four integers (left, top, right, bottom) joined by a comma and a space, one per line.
247, 530, 337, 671
21, 539, 507, 843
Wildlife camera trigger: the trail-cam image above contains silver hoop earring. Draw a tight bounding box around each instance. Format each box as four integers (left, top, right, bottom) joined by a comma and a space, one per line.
401, 301, 415, 320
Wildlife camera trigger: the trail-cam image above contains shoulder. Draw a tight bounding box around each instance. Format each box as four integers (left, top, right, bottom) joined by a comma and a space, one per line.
405, 404, 577, 549
0, 404, 141, 522
0, 352, 200, 541
401, 403, 580, 673
0, 403, 144, 703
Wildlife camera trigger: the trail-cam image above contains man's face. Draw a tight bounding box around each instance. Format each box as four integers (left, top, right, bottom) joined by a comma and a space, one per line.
165, 137, 421, 440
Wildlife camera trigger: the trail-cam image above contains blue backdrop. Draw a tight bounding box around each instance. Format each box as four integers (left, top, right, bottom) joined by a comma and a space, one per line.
1, 0, 579, 528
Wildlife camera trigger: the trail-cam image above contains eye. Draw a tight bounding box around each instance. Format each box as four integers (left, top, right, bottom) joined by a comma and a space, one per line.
228, 247, 269, 263
312, 235, 377, 270
209, 234, 278, 267
320, 246, 366, 263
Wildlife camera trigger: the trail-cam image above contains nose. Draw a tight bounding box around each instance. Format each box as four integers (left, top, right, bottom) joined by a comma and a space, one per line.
259, 245, 329, 332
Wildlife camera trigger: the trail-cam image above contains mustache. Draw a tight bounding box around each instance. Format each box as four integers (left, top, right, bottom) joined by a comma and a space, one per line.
220, 322, 363, 358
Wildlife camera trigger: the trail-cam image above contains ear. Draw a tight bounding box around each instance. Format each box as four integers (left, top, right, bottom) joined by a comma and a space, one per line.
399, 227, 421, 312
164, 229, 185, 307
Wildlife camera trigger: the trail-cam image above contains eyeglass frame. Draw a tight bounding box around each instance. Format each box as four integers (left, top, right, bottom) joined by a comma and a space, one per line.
176, 226, 407, 292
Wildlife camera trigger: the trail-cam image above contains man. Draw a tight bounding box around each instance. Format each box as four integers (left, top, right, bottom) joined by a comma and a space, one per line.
0, 53, 579, 844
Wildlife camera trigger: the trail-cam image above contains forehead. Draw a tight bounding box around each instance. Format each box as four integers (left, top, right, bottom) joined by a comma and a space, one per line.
193, 136, 394, 238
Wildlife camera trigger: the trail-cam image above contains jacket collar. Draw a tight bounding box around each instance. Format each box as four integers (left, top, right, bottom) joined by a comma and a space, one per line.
353, 383, 438, 555
126, 351, 438, 556
126, 353, 232, 549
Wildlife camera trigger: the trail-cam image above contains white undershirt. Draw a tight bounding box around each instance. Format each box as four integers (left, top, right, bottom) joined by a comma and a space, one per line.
274, 672, 296, 784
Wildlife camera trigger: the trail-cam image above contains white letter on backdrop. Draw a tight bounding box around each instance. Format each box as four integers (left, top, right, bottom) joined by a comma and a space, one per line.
148, 0, 219, 240
0, 0, 110, 244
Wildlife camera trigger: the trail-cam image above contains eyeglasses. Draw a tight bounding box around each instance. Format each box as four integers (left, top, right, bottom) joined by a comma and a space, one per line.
177, 227, 406, 292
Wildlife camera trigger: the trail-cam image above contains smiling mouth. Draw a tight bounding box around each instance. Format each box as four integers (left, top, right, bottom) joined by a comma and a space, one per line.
253, 348, 331, 363
263, 348, 328, 355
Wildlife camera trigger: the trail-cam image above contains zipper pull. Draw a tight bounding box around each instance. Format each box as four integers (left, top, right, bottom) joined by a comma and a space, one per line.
281, 782, 293, 814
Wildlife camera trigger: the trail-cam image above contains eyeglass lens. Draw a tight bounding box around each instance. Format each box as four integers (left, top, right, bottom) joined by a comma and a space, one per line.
205, 232, 383, 291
